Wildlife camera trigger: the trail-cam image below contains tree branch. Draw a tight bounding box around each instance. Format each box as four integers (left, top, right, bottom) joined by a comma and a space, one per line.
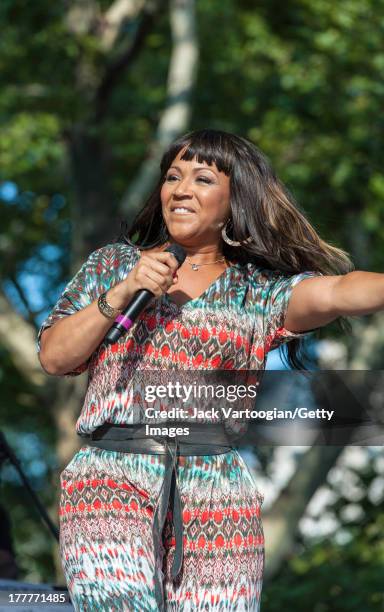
65, 0, 100, 36
263, 369, 372, 580
94, 0, 167, 121
263, 444, 345, 581
100, 0, 146, 50
8, 276, 38, 326
119, 0, 199, 219
0, 290, 46, 387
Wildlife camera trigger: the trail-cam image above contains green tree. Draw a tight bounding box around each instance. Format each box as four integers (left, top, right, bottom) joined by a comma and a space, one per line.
1, 0, 383, 597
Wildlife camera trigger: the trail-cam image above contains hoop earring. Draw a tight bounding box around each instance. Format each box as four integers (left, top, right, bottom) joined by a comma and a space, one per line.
221, 218, 252, 247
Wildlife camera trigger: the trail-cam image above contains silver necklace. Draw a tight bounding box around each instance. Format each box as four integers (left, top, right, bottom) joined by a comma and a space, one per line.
185, 256, 226, 271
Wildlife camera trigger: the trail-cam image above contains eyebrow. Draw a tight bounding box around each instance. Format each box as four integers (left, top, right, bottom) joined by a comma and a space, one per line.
168, 165, 218, 176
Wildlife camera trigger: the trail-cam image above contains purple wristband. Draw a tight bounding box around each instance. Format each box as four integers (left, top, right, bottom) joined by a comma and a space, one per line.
115, 313, 133, 331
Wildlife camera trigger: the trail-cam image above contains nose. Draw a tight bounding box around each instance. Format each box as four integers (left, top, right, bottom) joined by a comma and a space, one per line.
173, 177, 193, 198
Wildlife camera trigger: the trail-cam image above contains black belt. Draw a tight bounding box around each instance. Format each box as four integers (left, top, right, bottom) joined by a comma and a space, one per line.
78, 422, 234, 605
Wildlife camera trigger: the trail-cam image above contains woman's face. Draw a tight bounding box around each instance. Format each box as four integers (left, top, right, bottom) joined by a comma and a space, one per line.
160, 150, 231, 248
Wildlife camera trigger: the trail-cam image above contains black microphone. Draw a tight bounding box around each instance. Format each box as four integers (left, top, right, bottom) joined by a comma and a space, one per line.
104, 243, 186, 345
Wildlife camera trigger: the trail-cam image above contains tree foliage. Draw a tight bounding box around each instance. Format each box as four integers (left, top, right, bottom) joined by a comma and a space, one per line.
0, 0, 383, 601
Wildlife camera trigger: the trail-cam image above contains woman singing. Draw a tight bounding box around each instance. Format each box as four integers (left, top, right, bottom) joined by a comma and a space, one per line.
37, 128, 380, 611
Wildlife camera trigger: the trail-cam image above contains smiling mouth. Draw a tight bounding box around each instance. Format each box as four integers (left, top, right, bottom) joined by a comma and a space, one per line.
170, 206, 195, 215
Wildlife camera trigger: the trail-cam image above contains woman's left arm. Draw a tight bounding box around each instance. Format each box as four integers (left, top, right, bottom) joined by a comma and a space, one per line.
284, 271, 384, 333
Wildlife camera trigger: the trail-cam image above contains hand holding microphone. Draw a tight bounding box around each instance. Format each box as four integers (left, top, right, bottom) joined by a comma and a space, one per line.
104, 244, 186, 344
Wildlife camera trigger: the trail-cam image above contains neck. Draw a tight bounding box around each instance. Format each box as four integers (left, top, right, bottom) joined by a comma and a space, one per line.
163, 242, 224, 263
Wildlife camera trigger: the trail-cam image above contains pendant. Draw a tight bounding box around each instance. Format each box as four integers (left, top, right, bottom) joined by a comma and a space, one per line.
191, 263, 199, 271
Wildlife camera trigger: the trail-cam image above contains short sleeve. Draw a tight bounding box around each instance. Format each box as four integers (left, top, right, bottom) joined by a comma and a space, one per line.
264, 270, 322, 353
36, 245, 112, 376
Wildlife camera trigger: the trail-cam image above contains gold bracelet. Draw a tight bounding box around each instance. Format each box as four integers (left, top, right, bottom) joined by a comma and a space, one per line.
97, 291, 123, 319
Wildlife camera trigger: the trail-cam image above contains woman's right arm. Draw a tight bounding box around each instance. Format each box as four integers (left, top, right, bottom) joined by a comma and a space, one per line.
38, 250, 179, 376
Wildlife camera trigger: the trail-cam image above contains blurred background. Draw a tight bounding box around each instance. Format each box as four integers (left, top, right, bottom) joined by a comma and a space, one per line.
0, 0, 383, 610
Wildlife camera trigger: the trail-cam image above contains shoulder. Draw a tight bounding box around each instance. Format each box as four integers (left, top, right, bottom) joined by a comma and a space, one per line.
76, 242, 139, 291
69, 242, 139, 297
236, 262, 285, 288
85, 242, 139, 270
241, 262, 319, 287
88, 241, 138, 259
237, 263, 321, 308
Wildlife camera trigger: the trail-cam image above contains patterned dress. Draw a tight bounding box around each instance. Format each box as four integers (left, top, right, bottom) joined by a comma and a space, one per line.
37, 243, 318, 611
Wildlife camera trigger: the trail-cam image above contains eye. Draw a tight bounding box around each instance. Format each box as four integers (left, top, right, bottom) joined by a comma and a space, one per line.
165, 174, 212, 184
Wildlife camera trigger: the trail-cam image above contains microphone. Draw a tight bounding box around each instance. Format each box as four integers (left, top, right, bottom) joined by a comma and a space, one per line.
104, 243, 186, 345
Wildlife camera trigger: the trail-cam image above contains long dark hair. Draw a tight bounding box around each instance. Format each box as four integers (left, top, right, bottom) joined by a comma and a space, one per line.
118, 128, 354, 369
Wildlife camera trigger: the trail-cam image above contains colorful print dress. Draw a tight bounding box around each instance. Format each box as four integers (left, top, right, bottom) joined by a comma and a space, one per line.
37, 242, 319, 611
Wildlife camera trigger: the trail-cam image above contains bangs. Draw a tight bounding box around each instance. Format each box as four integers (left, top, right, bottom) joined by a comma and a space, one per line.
160, 129, 237, 176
